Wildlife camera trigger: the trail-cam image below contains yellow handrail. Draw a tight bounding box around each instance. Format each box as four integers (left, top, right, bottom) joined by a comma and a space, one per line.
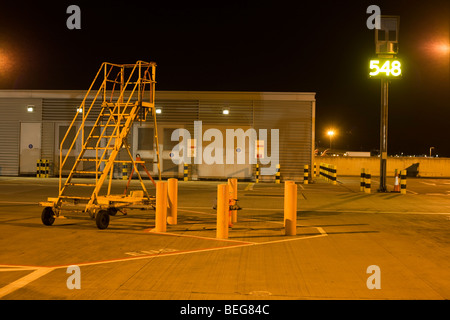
57, 61, 159, 206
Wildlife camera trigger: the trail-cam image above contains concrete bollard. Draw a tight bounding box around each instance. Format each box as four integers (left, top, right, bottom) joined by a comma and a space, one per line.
360, 168, 366, 192
167, 178, 178, 225
284, 181, 295, 227
331, 165, 337, 185
275, 164, 281, 183
304, 165, 309, 184
122, 163, 128, 180
400, 169, 407, 194
228, 178, 238, 223
216, 184, 229, 239
155, 181, 168, 232
183, 163, 189, 181
37, 159, 49, 178
364, 169, 371, 194
284, 182, 297, 236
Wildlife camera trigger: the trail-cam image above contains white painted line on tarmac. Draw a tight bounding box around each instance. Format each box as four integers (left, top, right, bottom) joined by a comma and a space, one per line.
178, 208, 215, 216
174, 205, 450, 216
370, 178, 419, 194
0, 267, 55, 299
244, 183, 254, 191
0, 201, 38, 205
310, 208, 450, 215
144, 229, 257, 244
421, 181, 437, 186
0, 221, 328, 297
0, 266, 42, 271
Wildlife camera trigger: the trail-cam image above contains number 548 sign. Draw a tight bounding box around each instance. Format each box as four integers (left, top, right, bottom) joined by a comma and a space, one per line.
369, 59, 402, 78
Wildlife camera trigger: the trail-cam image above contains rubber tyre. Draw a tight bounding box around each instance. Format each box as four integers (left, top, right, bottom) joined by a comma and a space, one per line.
96, 210, 110, 229
41, 207, 55, 226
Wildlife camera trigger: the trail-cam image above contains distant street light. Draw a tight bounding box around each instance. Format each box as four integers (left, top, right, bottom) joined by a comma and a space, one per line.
436, 43, 450, 54
327, 130, 335, 149
430, 147, 435, 158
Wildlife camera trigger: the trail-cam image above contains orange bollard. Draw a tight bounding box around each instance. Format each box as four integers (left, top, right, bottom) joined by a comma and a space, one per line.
167, 178, 178, 225
284, 182, 297, 236
228, 178, 238, 223
284, 181, 295, 226
216, 184, 229, 239
155, 181, 168, 232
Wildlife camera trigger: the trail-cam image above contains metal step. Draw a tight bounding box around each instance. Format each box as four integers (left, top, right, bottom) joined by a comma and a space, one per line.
65, 183, 97, 187
78, 158, 109, 162
58, 195, 91, 201
73, 170, 100, 175
89, 135, 118, 139
98, 124, 126, 127
85, 147, 114, 150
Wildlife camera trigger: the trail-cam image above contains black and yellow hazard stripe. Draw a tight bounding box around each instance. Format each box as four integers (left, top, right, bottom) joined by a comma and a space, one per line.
360, 168, 366, 192
36, 159, 49, 178
184, 163, 189, 181
364, 169, 371, 193
400, 169, 407, 194
275, 164, 280, 183
304, 164, 309, 184
255, 163, 260, 183
36, 159, 41, 178
122, 163, 128, 180
43, 159, 49, 178
331, 165, 337, 185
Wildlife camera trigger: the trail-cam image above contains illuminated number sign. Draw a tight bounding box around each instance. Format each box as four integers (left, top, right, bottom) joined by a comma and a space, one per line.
369, 59, 402, 78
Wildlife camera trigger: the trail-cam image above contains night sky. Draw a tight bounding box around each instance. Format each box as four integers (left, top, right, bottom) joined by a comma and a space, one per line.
0, 1, 449, 156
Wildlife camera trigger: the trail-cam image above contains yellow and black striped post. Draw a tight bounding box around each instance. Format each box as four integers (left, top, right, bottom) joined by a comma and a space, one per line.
183, 163, 189, 181
43, 160, 49, 178
314, 162, 317, 177
364, 169, 371, 193
36, 159, 41, 178
275, 164, 280, 184
303, 164, 309, 184
360, 168, 366, 192
400, 169, 407, 194
255, 163, 260, 183
122, 163, 128, 180
331, 165, 337, 185
36, 159, 49, 178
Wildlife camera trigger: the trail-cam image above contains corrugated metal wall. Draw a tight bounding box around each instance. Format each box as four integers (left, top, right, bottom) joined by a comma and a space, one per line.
254, 100, 313, 181
0, 98, 42, 176
0, 92, 315, 181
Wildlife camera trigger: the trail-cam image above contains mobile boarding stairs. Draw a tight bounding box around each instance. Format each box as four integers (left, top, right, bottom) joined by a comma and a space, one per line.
39, 61, 161, 229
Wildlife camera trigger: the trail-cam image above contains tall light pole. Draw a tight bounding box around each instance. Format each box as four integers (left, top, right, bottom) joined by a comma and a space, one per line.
429, 147, 435, 157
372, 15, 400, 193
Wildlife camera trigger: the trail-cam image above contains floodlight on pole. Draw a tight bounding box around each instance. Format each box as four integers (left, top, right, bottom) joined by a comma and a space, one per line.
372, 15, 400, 193
327, 130, 335, 149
